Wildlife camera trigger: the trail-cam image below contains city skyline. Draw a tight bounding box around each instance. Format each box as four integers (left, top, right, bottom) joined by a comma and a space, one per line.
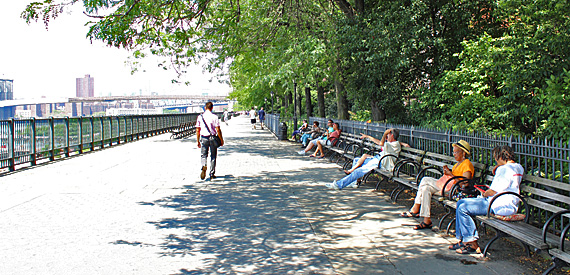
0, 2, 231, 100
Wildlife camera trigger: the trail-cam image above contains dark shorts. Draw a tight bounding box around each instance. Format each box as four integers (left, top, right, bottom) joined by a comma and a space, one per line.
251, 119, 256, 124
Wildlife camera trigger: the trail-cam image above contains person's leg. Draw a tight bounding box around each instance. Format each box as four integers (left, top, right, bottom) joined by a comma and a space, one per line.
415, 183, 439, 228
200, 138, 210, 179
346, 154, 372, 174
209, 138, 218, 178
313, 140, 324, 157
455, 198, 489, 250
336, 166, 372, 189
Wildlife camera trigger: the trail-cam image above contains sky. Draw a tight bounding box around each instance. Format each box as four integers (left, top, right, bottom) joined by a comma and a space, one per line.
0, 2, 231, 100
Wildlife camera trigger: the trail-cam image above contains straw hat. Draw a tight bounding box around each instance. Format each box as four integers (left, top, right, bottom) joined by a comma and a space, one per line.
453, 140, 471, 155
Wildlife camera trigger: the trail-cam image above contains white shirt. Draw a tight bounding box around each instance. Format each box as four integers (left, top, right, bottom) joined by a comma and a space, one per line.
196, 110, 220, 136
380, 141, 402, 172
249, 110, 256, 119
489, 162, 524, 216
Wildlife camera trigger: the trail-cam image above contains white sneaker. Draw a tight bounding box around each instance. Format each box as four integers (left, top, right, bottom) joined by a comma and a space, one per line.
325, 180, 339, 190
347, 181, 359, 188
297, 150, 305, 155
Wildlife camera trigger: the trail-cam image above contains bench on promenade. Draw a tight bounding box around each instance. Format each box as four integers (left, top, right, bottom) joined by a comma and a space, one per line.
360, 147, 426, 192
170, 122, 196, 139
437, 170, 570, 263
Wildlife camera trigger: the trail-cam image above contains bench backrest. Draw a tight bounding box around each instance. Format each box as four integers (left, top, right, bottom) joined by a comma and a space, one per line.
481, 170, 570, 228
422, 151, 486, 179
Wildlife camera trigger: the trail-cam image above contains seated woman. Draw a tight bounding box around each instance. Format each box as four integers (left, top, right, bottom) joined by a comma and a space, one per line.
450, 145, 523, 254
401, 140, 475, 230
300, 121, 321, 146
298, 120, 334, 155
291, 120, 309, 141
311, 123, 341, 158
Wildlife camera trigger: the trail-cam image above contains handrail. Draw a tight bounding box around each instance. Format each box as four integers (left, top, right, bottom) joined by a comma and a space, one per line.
0, 113, 205, 173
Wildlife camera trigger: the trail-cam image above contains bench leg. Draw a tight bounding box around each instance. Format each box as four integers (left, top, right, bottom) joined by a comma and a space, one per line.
438, 205, 452, 230
446, 218, 456, 235
543, 257, 568, 275
393, 185, 406, 203
390, 185, 401, 202
483, 230, 506, 257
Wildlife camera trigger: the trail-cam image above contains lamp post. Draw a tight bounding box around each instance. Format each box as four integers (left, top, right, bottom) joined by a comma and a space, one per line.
293, 81, 298, 130
270, 91, 274, 114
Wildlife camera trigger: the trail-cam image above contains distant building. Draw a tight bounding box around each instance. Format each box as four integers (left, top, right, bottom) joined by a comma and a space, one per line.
76, 74, 94, 98
0, 79, 14, 101
106, 108, 162, 116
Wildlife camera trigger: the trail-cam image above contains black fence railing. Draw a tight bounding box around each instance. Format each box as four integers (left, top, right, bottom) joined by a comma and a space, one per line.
268, 114, 570, 183
0, 113, 204, 173
269, 114, 570, 229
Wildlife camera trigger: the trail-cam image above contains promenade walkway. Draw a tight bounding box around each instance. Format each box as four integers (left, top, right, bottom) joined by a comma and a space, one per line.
0, 116, 532, 274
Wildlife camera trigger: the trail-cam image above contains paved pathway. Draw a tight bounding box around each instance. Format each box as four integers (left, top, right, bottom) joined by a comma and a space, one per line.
0, 116, 532, 274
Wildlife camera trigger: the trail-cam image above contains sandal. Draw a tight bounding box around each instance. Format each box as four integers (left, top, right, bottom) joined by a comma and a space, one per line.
456, 245, 481, 255
309, 155, 316, 158
413, 222, 432, 230
317, 155, 325, 159
400, 211, 420, 218
449, 242, 465, 250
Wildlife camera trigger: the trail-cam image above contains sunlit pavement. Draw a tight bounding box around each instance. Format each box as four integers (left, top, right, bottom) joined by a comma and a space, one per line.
0, 116, 531, 274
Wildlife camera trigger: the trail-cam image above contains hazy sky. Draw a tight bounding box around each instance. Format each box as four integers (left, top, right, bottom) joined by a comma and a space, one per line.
0, 2, 231, 99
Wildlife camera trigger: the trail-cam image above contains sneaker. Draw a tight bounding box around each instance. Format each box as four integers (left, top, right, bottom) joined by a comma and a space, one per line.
297, 150, 305, 155
200, 166, 207, 180
325, 180, 339, 190
347, 182, 358, 188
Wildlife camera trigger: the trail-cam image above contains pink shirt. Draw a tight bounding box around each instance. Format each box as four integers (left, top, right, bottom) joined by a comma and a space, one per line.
196, 110, 220, 136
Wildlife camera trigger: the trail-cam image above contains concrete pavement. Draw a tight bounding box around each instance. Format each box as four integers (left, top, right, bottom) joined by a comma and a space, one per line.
0, 116, 532, 274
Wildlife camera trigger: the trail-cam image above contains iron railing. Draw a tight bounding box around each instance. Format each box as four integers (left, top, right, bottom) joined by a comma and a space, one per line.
0, 113, 202, 173
269, 114, 570, 228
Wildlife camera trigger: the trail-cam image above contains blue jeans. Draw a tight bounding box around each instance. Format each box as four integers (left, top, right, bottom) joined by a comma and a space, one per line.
301, 133, 312, 145
336, 155, 381, 190
455, 197, 490, 243
200, 136, 218, 176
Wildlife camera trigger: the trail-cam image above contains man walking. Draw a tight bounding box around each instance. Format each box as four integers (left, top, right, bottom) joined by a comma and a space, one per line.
196, 102, 224, 180
258, 107, 266, 129
249, 107, 257, 130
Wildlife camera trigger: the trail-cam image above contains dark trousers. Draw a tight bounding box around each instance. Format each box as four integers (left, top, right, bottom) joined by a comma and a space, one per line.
200, 136, 218, 176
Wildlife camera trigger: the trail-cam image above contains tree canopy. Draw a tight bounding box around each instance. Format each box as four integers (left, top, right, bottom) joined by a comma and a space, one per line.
22, 0, 570, 140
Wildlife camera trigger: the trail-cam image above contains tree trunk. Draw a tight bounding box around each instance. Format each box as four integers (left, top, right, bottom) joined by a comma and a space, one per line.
304, 86, 312, 118
317, 85, 325, 118
370, 98, 385, 121
334, 79, 349, 120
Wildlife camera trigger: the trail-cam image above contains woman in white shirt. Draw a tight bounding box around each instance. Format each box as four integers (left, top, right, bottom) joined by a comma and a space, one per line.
450, 145, 524, 254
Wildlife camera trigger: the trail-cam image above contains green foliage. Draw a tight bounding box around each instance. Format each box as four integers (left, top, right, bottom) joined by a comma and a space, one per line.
21, 0, 570, 141
349, 110, 371, 122
537, 69, 570, 139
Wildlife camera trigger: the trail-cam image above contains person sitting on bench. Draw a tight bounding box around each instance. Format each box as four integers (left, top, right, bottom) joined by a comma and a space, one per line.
449, 145, 523, 254
326, 128, 402, 190
402, 140, 475, 230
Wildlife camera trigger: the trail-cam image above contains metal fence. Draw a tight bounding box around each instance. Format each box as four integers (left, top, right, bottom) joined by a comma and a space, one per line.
0, 113, 201, 173
270, 114, 570, 228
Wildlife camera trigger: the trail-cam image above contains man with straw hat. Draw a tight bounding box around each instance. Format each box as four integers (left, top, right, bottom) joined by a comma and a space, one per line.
401, 140, 475, 230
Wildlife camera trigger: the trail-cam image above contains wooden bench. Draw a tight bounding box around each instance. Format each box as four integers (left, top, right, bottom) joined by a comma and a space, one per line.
542, 209, 570, 274
389, 151, 486, 203
170, 122, 196, 139
440, 172, 570, 259
360, 147, 426, 192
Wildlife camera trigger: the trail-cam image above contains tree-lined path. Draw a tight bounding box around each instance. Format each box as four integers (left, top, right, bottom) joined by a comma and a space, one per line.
0, 116, 531, 274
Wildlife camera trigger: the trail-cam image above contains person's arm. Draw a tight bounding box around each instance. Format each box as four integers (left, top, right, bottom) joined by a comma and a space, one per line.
196, 127, 202, 148
360, 129, 390, 146
399, 142, 411, 148
216, 126, 224, 146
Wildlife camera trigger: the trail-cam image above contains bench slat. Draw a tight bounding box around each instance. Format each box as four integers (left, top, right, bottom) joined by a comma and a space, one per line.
523, 174, 570, 192
521, 185, 570, 205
